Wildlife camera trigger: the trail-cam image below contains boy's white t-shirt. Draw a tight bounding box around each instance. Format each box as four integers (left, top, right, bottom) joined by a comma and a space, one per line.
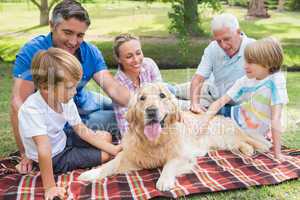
227, 72, 289, 137
18, 90, 82, 162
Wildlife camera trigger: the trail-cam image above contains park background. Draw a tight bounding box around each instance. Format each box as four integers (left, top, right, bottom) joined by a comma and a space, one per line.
0, 0, 299, 199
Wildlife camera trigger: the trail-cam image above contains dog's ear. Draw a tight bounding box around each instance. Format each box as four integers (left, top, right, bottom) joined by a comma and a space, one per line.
126, 92, 138, 124
167, 96, 183, 124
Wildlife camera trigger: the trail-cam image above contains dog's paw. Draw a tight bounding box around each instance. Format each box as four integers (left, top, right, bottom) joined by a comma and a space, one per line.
156, 175, 176, 191
78, 168, 102, 181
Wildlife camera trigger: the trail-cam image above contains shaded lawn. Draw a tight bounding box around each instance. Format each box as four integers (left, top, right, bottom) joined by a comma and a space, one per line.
0, 2, 299, 67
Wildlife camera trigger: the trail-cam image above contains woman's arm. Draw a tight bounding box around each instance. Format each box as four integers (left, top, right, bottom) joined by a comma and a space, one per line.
271, 104, 283, 159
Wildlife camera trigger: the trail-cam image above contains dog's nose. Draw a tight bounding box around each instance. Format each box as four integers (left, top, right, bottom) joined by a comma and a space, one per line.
145, 106, 158, 119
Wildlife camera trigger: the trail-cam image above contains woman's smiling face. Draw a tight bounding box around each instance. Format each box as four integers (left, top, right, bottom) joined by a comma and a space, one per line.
118, 40, 144, 75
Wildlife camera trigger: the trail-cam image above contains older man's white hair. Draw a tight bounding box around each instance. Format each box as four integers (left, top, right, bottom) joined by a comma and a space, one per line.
211, 13, 239, 33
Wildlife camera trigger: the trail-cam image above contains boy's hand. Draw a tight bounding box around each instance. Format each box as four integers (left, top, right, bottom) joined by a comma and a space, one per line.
111, 144, 123, 156
44, 186, 65, 200
198, 114, 211, 135
16, 153, 33, 174
190, 103, 206, 114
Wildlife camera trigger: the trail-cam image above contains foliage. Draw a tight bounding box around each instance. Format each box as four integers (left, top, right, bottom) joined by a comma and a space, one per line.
286, 0, 300, 10
168, 0, 221, 59
227, 0, 249, 7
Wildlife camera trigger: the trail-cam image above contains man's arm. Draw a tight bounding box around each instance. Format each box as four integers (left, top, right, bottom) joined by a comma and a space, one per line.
93, 70, 130, 107
10, 79, 34, 148
190, 74, 206, 113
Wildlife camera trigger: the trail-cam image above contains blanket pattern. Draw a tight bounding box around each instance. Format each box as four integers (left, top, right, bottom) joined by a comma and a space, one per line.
1, 149, 299, 200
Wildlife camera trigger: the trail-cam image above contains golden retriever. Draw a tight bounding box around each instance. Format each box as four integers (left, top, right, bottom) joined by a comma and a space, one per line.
78, 83, 271, 191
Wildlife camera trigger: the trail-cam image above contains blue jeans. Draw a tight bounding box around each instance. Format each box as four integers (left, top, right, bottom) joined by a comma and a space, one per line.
81, 91, 118, 133
76, 91, 118, 134
217, 104, 232, 117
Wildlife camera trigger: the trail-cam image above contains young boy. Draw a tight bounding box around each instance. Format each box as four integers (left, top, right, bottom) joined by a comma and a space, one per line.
201, 37, 288, 159
18, 48, 122, 200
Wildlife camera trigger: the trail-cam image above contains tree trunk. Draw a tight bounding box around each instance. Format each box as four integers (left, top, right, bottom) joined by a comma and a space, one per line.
247, 0, 270, 18
183, 0, 201, 36
40, 0, 49, 26
277, 0, 285, 12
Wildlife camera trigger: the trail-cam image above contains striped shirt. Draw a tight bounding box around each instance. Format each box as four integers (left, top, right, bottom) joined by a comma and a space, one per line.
113, 57, 162, 135
227, 72, 289, 137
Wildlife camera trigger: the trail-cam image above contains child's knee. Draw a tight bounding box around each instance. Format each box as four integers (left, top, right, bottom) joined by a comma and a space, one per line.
101, 151, 111, 163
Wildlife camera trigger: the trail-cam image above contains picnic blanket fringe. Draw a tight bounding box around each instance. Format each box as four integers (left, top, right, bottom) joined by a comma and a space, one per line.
1, 149, 300, 200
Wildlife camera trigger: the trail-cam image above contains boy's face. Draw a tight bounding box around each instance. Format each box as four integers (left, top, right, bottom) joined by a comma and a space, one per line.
53, 73, 79, 104
244, 62, 269, 80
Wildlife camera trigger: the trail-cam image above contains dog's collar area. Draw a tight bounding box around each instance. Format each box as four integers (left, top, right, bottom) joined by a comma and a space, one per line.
160, 114, 168, 128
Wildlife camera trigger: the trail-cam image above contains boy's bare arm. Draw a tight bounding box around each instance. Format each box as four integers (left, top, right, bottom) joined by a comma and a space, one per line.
206, 95, 231, 117
32, 135, 65, 199
32, 135, 56, 189
72, 123, 121, 155
271, 105, 283, 159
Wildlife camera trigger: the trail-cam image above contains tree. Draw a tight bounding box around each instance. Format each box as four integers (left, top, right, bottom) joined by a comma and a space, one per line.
30, 0, 61, 26
277, 0, 285, 11
247, 0, 270, 18
168, 0, 221, 37
183, 0, 201, 36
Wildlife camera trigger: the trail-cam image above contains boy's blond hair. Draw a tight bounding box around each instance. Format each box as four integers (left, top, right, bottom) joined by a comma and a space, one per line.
31, 47, 82, 89
244, 37, 283, 74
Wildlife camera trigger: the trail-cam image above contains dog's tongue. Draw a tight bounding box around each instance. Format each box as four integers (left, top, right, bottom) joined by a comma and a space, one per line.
144, 122, 162, 141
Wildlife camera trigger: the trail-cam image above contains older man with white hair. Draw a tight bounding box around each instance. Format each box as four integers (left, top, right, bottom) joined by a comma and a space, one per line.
190, 13, 255, 116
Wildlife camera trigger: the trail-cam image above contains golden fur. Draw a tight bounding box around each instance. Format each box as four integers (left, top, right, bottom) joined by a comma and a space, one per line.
78, 83, 271, 191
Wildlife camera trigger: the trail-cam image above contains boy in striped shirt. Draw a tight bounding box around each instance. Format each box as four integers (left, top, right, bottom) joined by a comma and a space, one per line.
201, 37, 288, 159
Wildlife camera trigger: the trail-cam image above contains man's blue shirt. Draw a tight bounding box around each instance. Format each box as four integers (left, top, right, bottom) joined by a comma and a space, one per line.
13, 33, 107, 108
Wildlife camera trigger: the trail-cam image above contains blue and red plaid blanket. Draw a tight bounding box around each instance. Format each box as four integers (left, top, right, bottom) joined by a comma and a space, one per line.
1, 149, 300, 200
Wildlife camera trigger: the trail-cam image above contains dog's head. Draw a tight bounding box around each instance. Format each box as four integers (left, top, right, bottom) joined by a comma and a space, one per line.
126, 83, 181, 143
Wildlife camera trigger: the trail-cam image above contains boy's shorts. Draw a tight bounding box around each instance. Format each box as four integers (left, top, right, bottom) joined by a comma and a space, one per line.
52, 126, 102, 174
52, 145, 101, 174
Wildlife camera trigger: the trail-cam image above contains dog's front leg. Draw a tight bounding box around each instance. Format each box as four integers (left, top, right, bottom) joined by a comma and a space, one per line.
156, 158, 186, 191
78, 152, 123, 181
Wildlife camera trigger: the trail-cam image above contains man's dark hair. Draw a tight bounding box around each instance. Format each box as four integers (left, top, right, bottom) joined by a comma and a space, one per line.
51, 0, 90, 26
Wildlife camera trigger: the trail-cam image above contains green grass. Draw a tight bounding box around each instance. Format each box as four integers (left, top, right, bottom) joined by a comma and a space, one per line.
0, 1, 299, 67
1, 62, 300, 199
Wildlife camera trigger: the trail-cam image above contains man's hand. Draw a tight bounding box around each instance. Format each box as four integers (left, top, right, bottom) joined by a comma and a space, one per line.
15, 153, 33, 174
44, 186, 66, 200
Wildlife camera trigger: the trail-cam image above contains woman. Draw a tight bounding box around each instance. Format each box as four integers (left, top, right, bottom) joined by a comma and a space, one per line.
112, 33, 164, 136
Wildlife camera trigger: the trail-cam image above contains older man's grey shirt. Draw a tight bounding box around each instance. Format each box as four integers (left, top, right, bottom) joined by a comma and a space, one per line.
196, 33, 255, 97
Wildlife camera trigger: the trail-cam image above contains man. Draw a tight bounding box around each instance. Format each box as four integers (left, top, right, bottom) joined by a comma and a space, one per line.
190, 13, 255, 115
11, 0, 129, 173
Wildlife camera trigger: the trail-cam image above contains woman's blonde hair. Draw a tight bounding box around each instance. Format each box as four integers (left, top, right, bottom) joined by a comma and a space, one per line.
31, 47, 82, 89
244, 37, 283, 74
113, 33, 140, 61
